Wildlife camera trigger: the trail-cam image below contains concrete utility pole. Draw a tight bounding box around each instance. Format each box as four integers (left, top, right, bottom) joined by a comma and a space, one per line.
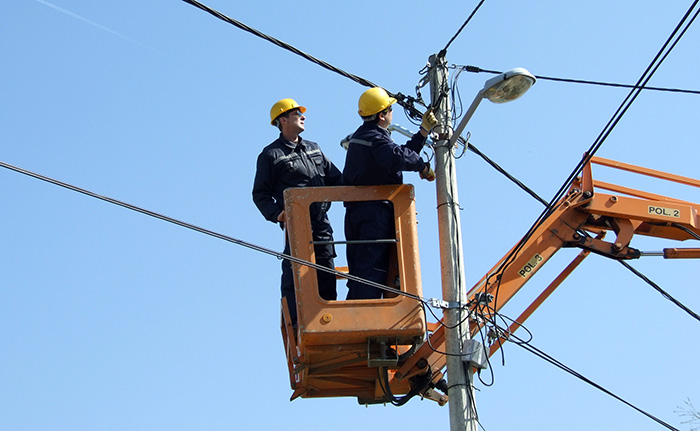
428, 53, 478, 431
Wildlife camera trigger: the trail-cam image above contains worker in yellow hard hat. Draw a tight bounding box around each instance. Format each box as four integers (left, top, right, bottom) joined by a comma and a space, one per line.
253, 98, 342, 324
342, 87, 438, 299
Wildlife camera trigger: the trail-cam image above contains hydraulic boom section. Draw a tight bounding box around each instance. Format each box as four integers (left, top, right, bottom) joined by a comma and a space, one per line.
398, 155, 700, 379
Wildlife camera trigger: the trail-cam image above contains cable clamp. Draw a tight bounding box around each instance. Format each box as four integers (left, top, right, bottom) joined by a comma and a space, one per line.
431, 131, 454, 147
474, 292, 494, 305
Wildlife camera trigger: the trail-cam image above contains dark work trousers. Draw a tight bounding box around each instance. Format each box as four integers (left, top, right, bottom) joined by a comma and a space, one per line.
281, 218, 337, 324
344, 202, 395, 300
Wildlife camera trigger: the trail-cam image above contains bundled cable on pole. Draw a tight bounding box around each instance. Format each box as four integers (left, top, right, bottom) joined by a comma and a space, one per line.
461, 65, 700, 95
181, 0, 376, 88
180, 0, 425, 117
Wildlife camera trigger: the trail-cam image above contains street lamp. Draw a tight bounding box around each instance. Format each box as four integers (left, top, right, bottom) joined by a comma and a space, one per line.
449, 67, 536, 148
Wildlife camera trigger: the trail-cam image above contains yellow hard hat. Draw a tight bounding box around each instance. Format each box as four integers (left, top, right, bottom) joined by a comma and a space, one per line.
358, 87, 397, 117
270, 98, 306, 125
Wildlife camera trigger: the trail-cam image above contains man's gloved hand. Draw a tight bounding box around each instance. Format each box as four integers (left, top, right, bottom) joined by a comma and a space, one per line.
421, 109, 438, 133
420, 163, 435, 181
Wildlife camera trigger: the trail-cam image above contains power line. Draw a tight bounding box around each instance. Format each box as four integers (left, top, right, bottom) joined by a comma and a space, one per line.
471, 305, 681, 430
484, 0, 700, 324
180, 0, 426, 118
439, 0, 486, 57
0, 159, 422, 303
673, 222, 700, 241
505, 330, 681, 431
466, 141, 550, 207
460, 65, 700, 95
487, 0, 700, 314
181, 0, 377, 88
619, 260, 700, 323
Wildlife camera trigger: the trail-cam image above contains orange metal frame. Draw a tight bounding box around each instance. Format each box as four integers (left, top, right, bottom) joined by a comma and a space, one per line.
281, 184, 428, 401
279, 156, 699, 403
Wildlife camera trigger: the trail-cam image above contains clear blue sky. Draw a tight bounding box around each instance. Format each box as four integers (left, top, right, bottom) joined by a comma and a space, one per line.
2, 1, 699, 430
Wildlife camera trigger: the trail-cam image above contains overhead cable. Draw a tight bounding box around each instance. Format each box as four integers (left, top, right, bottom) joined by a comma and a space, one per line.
461, 65, 700, 95
470, 305, 680, 430
439, 0, 486, 57
673, 222, 700, 241
466, 141, 549, 207
541, 0, 700, 204
180, 0, 425, 117
487, 0, 700, 312
505, 331, 680, 431
619, 260, 700, 323
0, 160, 421, 303
181, 0, 376, 88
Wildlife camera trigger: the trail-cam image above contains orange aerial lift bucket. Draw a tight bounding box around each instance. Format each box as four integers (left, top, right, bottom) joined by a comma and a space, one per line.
280, 184, 429, 402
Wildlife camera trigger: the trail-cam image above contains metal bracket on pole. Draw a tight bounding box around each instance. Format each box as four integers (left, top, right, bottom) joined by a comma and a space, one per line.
431, 130, 454, 147
429, 298, 462, 310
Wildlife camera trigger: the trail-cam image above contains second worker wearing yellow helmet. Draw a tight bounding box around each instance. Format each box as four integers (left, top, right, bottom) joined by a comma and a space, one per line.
342, 87, 437, 300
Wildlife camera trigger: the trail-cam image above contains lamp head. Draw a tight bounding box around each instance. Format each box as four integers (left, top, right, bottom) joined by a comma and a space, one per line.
482, 67, 536, 103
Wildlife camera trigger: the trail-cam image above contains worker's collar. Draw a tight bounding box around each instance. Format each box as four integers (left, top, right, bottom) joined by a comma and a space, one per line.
362, 122, 391, 137
279, 133, 304, 149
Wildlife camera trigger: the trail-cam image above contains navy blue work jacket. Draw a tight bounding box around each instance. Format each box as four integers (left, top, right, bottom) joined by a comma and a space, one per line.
253, 134, 342, 224
342, 122, 427, 186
